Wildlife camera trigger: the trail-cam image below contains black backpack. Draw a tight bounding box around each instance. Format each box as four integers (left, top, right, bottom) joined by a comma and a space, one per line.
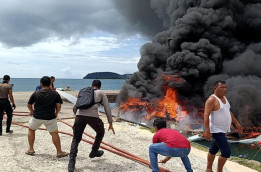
75, 87, 99, 109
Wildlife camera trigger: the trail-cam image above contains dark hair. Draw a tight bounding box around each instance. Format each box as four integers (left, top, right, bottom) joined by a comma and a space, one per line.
3, 75, 10, 81
153, 118, 167, 130
40, 76, 51, 87
92, 80, 101, 88
214, 80, 226, 87
50, 76, 55, 79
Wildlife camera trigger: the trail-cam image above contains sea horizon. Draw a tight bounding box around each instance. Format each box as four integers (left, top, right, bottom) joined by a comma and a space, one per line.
6, 78, 126, 92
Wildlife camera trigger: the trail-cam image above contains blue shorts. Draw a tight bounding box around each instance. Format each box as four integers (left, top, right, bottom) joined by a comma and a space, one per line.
209, 133, 231, 158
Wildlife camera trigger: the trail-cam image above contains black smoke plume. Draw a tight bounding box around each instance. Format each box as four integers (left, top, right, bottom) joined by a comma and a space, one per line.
116, 0, 261, 127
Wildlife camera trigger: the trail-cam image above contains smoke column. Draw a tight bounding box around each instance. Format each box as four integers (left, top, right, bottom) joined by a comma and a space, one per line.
114, 0, 261, 127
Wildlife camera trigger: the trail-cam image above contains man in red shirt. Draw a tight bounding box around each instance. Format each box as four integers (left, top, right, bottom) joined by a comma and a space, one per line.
149, 118, 193, 172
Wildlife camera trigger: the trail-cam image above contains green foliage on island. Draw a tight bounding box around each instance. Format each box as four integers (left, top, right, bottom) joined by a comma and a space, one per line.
83, 72, 132, 79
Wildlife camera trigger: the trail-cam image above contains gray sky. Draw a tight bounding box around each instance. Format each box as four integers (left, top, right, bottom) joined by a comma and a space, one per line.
0, 0, 165, 78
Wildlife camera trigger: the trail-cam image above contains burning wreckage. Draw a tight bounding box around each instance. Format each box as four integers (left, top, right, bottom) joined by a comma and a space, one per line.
115, 0, 261, 144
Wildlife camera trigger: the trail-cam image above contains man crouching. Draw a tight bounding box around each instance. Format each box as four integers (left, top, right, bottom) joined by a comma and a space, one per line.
149, 118, 193, 172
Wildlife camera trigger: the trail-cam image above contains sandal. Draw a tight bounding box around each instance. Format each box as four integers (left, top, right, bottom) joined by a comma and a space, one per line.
25, 150, 35, 156
57, 151, 69, 158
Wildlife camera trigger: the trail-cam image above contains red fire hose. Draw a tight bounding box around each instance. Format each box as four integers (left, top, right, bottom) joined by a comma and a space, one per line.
58, 118, 146, 160
6, 112, 170, 172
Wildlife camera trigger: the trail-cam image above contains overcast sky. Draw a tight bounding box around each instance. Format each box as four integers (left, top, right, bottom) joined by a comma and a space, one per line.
0, 0, 165, 78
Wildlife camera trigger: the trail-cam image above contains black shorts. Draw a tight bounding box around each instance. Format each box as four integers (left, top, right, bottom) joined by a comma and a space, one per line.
209, 133, 231, 158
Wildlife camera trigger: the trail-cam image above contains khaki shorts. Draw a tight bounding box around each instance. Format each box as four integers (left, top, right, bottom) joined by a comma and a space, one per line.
28, 117, 58, 132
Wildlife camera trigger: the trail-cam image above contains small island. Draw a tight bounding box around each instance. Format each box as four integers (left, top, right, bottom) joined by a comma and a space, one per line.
83, 72, 132, 79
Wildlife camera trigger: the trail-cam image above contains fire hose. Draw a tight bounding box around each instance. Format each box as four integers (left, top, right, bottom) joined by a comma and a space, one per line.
5, 111, 170, 172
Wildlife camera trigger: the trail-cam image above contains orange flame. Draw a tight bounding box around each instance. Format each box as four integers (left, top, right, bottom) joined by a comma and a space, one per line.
120, 98, 149, 112
151, 89, 179, 118
120, 88, 189, 121
234, 127, 261, 139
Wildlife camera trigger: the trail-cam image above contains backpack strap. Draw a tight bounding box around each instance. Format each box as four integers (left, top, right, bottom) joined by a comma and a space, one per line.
93, 89, 103, 105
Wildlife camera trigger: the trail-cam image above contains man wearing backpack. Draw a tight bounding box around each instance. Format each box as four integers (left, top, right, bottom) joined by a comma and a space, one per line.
68, 80, 115, 172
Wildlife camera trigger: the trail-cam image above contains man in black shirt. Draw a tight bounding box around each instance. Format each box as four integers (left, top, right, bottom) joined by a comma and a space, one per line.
26, 76, 69, 158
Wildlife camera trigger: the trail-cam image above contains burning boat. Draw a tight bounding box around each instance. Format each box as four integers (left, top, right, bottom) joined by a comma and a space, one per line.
116, 1, 261, 143
119, 77, 202, 129
111, 0, 261, 148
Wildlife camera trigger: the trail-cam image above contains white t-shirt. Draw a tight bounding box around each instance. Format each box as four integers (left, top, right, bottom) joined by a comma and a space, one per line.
209, 94, 232, 133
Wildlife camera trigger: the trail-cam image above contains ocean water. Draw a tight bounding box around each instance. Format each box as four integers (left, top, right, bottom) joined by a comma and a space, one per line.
6, 78, 126, 92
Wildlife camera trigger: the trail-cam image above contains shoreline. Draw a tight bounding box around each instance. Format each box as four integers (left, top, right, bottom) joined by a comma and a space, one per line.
0, 91, 258, 172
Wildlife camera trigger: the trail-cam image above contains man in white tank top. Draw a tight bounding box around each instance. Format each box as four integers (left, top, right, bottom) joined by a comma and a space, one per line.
204, 81, 242, 172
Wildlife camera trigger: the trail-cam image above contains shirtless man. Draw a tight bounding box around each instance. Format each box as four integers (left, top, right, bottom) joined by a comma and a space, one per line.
204, 80, 242, 172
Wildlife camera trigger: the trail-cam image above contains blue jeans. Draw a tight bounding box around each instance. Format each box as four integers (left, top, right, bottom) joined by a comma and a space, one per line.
149, 142, 193, 172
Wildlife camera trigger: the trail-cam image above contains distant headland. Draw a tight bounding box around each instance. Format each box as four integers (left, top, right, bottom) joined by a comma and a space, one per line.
83, 72, 132, 79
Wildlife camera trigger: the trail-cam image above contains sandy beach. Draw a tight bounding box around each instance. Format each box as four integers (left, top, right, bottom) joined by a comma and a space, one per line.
0, 91, 258, 172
